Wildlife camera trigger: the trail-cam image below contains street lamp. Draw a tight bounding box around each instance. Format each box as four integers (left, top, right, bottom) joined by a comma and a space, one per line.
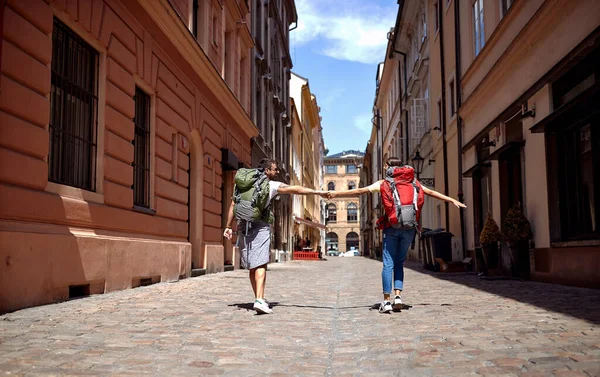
412, 150, 425, 179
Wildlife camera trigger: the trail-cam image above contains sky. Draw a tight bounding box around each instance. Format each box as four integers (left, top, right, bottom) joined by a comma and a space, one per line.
289, 0, 398, 156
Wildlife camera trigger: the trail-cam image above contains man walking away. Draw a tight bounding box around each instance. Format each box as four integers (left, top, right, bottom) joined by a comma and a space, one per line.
224, 159, 329, 314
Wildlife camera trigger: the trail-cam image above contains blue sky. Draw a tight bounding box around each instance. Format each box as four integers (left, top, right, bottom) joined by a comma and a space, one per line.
289, 0, 397, 156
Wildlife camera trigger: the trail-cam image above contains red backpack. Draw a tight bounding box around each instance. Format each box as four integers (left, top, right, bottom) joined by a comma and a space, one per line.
380, 166, 425, 229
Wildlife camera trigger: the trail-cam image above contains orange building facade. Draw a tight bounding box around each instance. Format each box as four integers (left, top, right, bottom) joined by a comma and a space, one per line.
0, 0, 257, 313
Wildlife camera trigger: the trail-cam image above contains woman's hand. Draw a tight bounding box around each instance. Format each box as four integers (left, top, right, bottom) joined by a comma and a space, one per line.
223, 228, 233, 240
452, 199, 467, 209
318, 191, 333, 199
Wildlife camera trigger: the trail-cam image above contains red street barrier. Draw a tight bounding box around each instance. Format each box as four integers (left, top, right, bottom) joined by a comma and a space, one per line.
293, 251, 320, 261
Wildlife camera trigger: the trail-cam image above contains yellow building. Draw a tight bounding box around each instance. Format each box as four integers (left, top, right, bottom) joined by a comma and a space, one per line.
289, 72, 326, 250
324, 151, 364, 255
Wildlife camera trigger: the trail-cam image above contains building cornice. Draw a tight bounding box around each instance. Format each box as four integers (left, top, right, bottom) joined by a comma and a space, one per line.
139, 0, 258, 139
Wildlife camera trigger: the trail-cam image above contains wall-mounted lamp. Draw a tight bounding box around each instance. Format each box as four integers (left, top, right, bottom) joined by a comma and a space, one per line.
521, 103, 536, 119
481, 138, 496, 148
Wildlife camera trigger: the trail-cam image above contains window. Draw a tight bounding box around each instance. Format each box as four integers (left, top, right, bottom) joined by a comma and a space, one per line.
437, 99, 442, 129
348, 181, 356, 190
434, 2, 439, 32
546, 47, 600, 241
48, 18, 99, 191
327, 182, 335, 191
556, 122, 598, 240
133, 87, 151, 208
212, 13, 218, 46
326, 232, 339, 251
500, 0, 513, 17
473, 0, 485, 56
346, 232, 359, 251
347, 203, 358, 222
449, 79, 456, 116
421, 7, 427, 42
346, 164, 358, 174
327, 204, 337, 223
325, 165, 337, 174
192, 0, 199, 37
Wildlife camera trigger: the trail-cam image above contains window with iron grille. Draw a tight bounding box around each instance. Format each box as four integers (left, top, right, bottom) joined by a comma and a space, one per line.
48, 18, 99, 191
133, 87, 151, 208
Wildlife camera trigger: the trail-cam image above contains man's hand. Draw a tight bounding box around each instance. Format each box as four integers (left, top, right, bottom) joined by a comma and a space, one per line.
318, 191, 333, 199
223, 227, 233, 240
452, 199, 467, 209
327, 191, 338, 199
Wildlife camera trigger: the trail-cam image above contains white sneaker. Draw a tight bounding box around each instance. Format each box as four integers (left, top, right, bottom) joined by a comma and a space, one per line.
379, 301, 393, 313
253, 299, 273, 314
393, 295, 402, 311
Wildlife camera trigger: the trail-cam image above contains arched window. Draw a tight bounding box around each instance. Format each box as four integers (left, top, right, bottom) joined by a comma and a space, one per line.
327, 203, 337, 223
348, 181, 356, 190
327, 182, 335, 191
326, 232, 339, 251
347, 203, 358, 222
346, 232, 359, 252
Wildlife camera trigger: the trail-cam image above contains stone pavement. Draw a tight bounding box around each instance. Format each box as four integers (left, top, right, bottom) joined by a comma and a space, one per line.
1, 257, 600, 377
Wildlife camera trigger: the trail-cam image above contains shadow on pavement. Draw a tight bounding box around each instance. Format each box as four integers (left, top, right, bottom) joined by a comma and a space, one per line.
229, 302, 373, 311
404, 262, 600, 325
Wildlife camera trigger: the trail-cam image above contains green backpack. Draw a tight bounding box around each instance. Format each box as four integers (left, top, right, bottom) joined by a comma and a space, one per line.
232, 168, 274, 224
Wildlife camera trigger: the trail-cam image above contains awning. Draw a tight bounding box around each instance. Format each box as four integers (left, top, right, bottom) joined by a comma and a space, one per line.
462, 162, 491, 177
530, 82, 600, 133
293, 215, 326, 230
487, 141, 525, 160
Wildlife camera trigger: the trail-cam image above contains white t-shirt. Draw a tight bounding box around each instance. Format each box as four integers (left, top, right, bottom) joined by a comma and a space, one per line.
367, 181, 383, 193
268, 181, 286, 206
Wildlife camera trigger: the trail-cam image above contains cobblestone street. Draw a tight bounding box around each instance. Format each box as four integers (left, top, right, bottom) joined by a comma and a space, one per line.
1, 257, 599, 377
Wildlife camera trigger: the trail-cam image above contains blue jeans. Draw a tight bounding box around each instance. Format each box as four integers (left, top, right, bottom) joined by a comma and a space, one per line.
382, 227, 416, 294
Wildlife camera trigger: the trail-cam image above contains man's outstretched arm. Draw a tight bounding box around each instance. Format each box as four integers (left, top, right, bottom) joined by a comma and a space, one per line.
278, 185, 329, 197
422, 186, 466, 209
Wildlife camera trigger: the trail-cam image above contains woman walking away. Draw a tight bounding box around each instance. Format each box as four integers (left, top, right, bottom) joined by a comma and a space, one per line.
330, 157, 466, 313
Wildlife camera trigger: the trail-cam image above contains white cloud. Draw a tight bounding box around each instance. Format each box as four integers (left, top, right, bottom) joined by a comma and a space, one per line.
292, 0, 396, 64
353, 113, 374, 135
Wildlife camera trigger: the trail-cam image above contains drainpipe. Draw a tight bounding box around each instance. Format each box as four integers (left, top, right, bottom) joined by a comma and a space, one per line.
439, 1, 450, 230
1, 0, 5, 92
376, 108, 383, 179
454, 0, 467, 258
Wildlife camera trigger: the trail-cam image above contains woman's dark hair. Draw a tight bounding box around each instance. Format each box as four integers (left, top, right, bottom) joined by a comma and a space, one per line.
386, 157, 403, 167
259, 158, 279, 170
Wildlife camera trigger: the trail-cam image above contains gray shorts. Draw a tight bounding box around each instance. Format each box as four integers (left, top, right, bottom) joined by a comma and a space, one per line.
238, 221, 271, 270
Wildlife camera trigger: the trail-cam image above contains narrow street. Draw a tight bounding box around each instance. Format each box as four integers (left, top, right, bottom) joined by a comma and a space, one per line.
1, 257, 599, 377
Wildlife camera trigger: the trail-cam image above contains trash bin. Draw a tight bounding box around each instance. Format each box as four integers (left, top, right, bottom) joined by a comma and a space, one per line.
428, 231, 453, 271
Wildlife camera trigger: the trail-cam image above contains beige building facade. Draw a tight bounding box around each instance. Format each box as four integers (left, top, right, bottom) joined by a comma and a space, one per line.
324, 151, 364, 255
289, 72, 326, 251
364, 0, 600, 287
